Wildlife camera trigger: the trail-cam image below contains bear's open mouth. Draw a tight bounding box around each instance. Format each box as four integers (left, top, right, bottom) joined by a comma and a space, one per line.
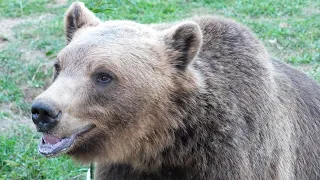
38, 124, 95, 157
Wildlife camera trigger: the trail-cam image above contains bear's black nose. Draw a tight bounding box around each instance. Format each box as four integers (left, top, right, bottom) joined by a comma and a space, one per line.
31, 101, 61, 132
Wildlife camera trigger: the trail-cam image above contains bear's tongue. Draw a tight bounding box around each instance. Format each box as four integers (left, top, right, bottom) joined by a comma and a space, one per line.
43, 134, 62, 144
39, 133, 75, 157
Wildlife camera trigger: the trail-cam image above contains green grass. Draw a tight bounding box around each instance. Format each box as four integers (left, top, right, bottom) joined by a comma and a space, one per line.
0, 0, 319, 178
0, 0, 64, 18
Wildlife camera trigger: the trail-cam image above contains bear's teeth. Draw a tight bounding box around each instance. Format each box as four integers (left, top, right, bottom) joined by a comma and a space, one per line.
43, 134, 62, 144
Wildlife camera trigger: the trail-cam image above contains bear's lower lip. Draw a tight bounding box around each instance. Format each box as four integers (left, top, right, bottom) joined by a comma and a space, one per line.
38, 124, 95, 157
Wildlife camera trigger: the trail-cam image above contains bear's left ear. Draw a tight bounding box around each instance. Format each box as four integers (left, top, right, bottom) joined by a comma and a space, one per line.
163, 22, 202, 70
64, 2, 101, 44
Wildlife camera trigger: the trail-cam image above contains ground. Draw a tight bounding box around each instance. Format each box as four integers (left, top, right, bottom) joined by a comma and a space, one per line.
0, 0, 319, 179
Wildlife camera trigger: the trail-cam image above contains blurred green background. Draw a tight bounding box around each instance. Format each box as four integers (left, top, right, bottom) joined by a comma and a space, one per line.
0, 0, 319, 179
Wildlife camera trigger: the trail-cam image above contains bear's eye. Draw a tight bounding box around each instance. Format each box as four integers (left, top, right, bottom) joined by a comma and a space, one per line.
54, 63, 60, 74
53, 63, 60, 80
96, 73, 113, 83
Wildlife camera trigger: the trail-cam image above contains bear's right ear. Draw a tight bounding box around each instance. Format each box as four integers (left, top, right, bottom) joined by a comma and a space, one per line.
64, 2, 101, 44
163, 22, 202, 71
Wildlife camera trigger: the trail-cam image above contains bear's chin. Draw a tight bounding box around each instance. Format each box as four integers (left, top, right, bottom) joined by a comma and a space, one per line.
65, 131, 110, 163
66, 144, 105, 164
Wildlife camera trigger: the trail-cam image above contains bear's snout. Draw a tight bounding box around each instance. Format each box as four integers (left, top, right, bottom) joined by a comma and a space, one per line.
31, 101, 62, 133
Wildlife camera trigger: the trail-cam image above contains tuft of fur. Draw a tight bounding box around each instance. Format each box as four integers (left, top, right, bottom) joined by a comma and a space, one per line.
34, 2, 320, 180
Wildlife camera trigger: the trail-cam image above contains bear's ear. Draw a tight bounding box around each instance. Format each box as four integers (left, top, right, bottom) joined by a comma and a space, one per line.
163, 22, 202, 70
64, 2, 101, 44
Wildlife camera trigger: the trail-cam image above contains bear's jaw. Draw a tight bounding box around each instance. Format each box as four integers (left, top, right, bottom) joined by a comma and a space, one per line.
38, 124, 95, 157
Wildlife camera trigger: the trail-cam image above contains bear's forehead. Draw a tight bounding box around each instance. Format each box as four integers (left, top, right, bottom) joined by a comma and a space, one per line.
63, 21, 160, 57
57, 20, 163, 72
56, 42, 163, 78
57, 42, 137, 66
57, 39, 161, 72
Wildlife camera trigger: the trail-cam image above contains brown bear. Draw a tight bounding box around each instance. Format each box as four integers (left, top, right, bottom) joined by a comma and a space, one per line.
31, 2, 320, 180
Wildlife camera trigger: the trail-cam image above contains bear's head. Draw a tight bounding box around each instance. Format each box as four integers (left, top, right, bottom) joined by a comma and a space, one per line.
31, 2, 202, 166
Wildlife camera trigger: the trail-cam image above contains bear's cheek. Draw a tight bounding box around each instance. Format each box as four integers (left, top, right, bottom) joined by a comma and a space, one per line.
77, 81, 151, 122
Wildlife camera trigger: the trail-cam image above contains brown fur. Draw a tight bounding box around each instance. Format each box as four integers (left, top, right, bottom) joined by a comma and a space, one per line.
32, 2, 320, 179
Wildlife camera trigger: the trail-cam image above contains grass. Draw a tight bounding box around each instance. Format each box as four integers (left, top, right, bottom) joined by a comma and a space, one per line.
0, 0, 319, 179
0, 0, 63, 18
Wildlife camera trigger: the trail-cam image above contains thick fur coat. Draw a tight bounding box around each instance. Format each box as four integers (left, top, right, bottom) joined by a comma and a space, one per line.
32, 2, 320, 180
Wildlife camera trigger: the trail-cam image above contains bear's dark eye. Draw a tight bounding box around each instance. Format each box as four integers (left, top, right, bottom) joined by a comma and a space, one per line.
54, 63, 60, 74
53, 63, 60, 80
96, 73, 113, 83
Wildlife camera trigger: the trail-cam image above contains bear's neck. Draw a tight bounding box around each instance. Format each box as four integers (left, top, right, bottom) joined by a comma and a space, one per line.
144, 87, 221, 171
95, 87, 230, 179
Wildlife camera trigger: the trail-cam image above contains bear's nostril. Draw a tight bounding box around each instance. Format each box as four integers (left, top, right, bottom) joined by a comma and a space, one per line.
31, 101, 61, 132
